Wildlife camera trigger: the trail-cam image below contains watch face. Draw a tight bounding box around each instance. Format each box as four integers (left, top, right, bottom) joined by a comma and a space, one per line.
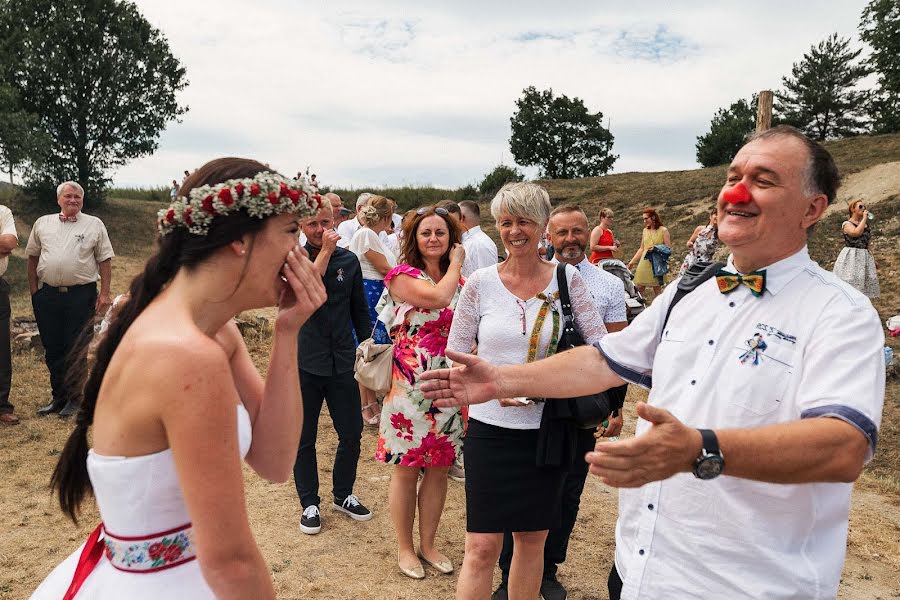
695, 456, 724, 480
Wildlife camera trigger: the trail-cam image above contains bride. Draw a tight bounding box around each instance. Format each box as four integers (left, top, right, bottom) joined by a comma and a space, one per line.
31, 158, 326, 599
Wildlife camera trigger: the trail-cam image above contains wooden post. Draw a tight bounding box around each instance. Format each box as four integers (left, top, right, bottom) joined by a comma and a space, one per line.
756, 90, 774, 132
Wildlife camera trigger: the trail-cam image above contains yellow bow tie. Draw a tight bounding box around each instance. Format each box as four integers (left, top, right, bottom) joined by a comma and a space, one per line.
715, 270, 766, 297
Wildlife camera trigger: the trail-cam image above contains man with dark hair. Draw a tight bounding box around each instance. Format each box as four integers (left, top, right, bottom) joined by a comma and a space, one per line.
435, 199, 461, 223
422, 126, 884, 599
458, 200, 498, 278
294, 203, 374, 535
28, 181, 114, 417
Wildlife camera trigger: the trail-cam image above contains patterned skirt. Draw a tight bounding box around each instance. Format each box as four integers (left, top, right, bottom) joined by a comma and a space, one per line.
833, 247, 879, 298
362, 278, 391, 344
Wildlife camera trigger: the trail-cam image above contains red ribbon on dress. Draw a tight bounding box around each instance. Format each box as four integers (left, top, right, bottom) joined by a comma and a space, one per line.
62, 523, 105, 600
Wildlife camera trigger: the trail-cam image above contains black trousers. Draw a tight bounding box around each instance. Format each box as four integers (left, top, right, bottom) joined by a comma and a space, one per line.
0, 278, 11, 414
608, 563, 623, 600
499, 427, 596, 581
293, 369, 363, 508
31, 283, 97, 402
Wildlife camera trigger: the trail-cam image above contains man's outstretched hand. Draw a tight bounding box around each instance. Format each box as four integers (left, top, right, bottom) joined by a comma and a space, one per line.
420, 350, 502, 407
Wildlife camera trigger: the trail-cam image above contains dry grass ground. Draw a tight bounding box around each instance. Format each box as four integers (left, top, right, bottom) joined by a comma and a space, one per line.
1, 134, 899, 599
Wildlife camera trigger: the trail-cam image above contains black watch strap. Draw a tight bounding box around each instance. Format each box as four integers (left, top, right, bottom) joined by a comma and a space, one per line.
698, 428, 720, 456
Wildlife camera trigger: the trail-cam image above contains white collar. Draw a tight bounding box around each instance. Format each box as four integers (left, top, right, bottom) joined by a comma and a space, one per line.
723, 246, 813, 295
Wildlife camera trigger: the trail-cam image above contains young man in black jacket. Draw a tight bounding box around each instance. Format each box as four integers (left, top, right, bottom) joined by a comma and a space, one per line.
294, 204, 374, 534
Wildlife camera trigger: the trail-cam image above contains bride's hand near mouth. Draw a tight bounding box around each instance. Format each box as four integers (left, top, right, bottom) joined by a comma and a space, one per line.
275, 245, 326, 333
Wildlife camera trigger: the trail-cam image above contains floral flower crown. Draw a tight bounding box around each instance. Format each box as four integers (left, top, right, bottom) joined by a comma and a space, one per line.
158, 172, 322, 236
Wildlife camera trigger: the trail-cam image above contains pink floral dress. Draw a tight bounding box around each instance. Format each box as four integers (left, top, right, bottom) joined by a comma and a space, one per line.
375, 264, 467, 467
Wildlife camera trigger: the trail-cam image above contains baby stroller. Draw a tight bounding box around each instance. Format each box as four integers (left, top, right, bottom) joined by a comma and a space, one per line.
598, 259, 646, 323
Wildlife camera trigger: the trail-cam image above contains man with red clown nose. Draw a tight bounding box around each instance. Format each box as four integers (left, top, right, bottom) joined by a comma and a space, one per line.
420, 125, 884, 600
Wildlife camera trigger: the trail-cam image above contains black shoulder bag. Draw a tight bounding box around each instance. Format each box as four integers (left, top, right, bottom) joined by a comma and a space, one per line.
549, 263, 611, 429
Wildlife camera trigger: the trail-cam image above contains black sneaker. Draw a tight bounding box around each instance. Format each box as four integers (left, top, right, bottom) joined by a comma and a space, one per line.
332, 494, 373, 521
300, 505, 321, 535
491, 582, 508, 600
540, 576, 567, 600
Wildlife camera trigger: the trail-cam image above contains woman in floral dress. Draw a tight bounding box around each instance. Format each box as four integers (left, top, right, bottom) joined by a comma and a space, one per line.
679, 208, 720, 275
375, 206, 467, 580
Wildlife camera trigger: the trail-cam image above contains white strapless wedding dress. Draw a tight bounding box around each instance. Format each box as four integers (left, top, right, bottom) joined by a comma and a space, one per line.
31, 404, 252, 599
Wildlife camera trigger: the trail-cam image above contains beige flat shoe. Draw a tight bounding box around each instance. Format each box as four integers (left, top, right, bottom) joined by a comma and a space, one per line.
398, 554, 425, 579
417, 550, 454, 574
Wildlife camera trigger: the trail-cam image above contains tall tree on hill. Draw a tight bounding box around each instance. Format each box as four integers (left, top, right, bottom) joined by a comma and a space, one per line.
777, 34, 871, 141
859, 0, 900, 133
0, 0, 188, 206
695, 97, 767, 167
0, 83, 48, 184
509, 86, 617, 179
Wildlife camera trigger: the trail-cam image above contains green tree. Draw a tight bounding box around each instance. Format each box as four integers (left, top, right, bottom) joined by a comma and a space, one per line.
478, 164, 523, 196
777, 34, 871, 140
509, 86, 617, 179
0, 83, 48, 183
695, 95, 784, 167
859, 0, 900, 133
0, 0, 188, 205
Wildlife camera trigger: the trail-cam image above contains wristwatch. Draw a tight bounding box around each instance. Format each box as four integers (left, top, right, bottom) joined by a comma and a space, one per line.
692, 429, 725, 480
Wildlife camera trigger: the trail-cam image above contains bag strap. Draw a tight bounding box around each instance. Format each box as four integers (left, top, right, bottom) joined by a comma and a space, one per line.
659, 260, 725, 339
555, 263, 575, 332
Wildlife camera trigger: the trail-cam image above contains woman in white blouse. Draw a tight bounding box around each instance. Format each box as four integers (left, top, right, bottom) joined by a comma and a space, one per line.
446, 182, 606, 599
349, 195, 397, 425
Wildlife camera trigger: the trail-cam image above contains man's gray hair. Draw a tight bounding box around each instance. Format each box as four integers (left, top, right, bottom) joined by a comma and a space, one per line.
57, 181, 84, 197
490, 182, 551, 227
356, 192, 373, 209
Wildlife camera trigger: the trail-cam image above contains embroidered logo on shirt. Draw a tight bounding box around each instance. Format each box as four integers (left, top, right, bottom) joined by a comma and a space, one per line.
75, 233, 85, 243
739, 333, 767, 365
336, 268, 345, 283
754, 322, 796, 344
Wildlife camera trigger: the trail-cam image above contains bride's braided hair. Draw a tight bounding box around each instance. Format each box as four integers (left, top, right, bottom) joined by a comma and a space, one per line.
51, 157, 275, 522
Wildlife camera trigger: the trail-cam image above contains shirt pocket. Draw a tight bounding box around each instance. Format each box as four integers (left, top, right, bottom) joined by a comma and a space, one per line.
725, 334, 795, 418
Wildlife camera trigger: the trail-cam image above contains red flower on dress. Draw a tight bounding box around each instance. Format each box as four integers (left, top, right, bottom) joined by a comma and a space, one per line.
163, 544, 183, 562
201, 196, 216, 215
148, 543, 165, 560
234, 182, 245, 197
417, 308, 453, 356
390, 411, 415, 443
249, 183, 261, 196
183, 207, 194, 226
400, 432, 456, 468
218, 187, 234, 206
267, 191, 279, 205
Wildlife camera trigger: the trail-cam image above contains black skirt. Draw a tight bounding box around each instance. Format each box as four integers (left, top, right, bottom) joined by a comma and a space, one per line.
464, 418, 567, 533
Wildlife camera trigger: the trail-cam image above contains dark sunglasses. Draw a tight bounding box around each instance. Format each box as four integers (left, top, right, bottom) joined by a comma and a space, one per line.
857, 204, 866, 210
417, 206, 449, 216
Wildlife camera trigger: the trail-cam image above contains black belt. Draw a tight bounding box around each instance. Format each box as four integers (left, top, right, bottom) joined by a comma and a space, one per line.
41, 282, 95, 293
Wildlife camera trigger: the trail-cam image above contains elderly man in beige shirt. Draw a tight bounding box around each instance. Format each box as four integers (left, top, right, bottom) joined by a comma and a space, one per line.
26, 181, 114, 417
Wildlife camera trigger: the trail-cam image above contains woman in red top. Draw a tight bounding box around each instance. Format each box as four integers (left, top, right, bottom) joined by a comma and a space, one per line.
588, 208, 619, 264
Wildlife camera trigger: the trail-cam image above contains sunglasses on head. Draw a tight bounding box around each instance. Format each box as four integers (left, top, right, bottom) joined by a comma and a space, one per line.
417, 206, 449, 216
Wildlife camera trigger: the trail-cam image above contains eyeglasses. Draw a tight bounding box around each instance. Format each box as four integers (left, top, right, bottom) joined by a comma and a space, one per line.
416, 206, 449, 216
857, 205, 866, 210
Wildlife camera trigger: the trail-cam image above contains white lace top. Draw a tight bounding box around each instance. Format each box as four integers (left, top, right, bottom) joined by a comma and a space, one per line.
447, 264, 606, 429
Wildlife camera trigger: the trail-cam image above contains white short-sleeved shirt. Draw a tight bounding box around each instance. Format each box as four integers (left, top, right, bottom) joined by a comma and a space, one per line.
447, 264, 607, 429
461, 226, 498, 278
0, 205, 18, 277
348, 227, 396, 281
553, 256, 627, 324
26, 213, 115, 287
336, 216, 362, 247
597, 247, 884, 600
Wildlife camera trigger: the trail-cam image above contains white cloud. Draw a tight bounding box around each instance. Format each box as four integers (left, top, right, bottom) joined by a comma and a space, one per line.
113, 0, 873, 188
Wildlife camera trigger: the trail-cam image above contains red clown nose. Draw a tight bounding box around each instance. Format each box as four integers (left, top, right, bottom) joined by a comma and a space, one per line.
722, 182, 751, 204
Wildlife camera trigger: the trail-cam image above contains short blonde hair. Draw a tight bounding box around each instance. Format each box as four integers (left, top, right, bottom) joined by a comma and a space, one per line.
57, 181, 84, 198
847, 199, 863, 217
599, 208, 614, 219
490, 182, 551, 228
357, 195, 393, 227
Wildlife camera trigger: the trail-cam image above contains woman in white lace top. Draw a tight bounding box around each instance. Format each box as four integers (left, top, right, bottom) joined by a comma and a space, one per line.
445, 182, 606, 599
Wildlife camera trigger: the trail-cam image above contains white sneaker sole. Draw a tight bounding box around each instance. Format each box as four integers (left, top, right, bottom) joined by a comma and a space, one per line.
300, 522, 321, 535
332, 503, 374, 521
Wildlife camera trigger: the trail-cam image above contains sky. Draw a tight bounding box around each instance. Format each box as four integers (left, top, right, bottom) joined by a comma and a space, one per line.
113, 0, 873, 190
